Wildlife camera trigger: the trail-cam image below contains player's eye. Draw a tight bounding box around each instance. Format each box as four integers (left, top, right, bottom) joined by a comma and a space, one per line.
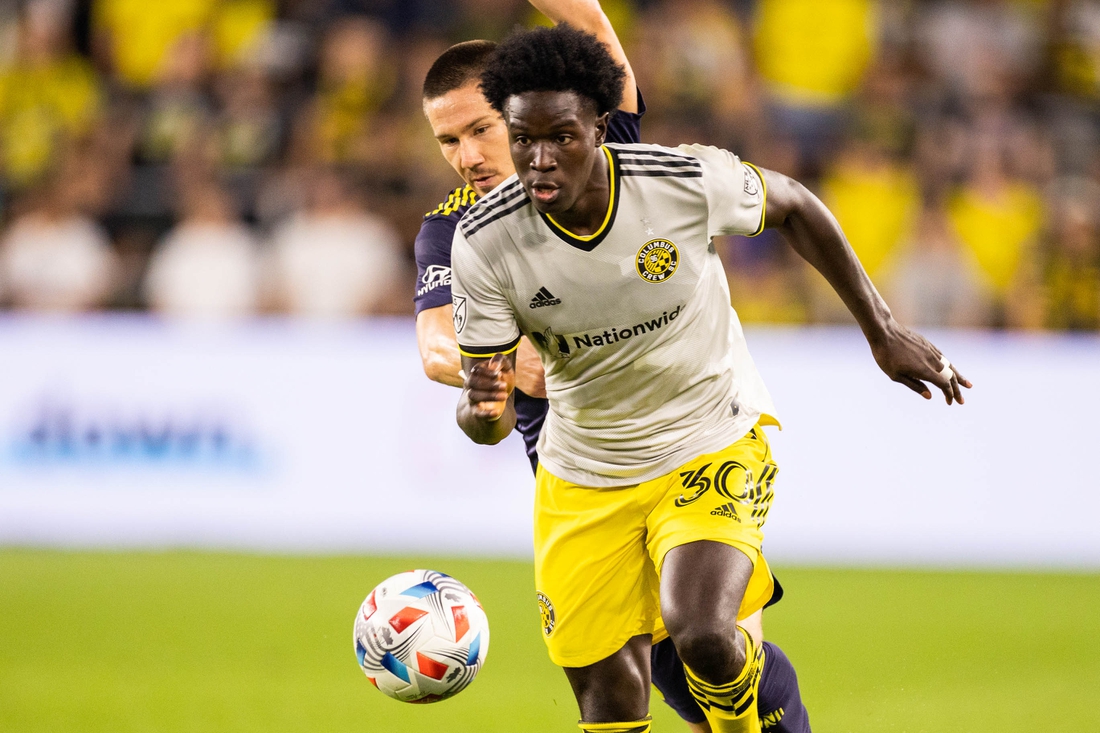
556, 135, 573, 145
475, 126, 490, 135
514, 135, 531, 146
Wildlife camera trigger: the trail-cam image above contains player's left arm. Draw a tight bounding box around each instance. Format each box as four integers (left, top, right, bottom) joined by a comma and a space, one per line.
758, 168, 973, 405
528, 0, 639, 112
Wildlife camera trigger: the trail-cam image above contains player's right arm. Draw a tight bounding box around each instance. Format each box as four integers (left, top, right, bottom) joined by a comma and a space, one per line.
458, 351, 518, 444
451, 229, 521, 444
415, 212, 547, 396
528, 0, 639, 113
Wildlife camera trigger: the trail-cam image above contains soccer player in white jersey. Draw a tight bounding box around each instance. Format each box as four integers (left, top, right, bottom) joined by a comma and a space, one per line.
451, 25, 971, 733
417, 6, 812, 733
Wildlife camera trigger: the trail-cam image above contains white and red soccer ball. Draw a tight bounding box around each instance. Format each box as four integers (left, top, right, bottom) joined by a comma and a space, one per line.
354, 569, 490, 703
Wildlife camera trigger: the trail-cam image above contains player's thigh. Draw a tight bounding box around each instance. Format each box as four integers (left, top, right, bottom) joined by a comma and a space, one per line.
534, 466, 661, 668
645, 424, 779, 623
563, 634, 652, 723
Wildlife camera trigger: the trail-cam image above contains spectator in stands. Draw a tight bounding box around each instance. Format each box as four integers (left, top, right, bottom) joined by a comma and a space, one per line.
289, 15, 396, 166
213, 67, 284, 171
632, 0, 755, 146
1042, 177, 1100, 331
138, 30, 213, 163
885, 202, 993, 328
948, 129, 1045, 328
144, 180, 261, 318
263, 167, 403, 317
752, 0, 878, 177
913, 0, 1042, 105
0, 0, 100, 190
0, 151, 118, 312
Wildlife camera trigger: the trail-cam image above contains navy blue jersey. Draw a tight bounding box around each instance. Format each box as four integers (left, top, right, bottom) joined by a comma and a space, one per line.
414, 93, 645, 472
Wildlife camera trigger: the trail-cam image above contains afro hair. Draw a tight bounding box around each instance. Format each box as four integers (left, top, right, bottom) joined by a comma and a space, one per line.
479, 24, 625, 117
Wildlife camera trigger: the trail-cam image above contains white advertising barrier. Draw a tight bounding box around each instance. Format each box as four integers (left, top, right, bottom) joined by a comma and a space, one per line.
0, 316, 1097, 567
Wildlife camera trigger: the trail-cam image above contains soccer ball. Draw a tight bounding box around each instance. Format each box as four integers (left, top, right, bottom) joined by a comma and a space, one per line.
354, 569, 490, 703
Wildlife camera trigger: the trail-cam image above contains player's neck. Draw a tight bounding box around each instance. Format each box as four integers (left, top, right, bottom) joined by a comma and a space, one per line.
548, 149, 611, 237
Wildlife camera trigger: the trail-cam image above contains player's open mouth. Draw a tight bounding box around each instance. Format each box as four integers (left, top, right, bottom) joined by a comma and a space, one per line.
529, 183, 559, 204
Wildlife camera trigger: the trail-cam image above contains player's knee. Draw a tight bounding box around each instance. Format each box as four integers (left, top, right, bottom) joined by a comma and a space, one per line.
669, 624, 745, 684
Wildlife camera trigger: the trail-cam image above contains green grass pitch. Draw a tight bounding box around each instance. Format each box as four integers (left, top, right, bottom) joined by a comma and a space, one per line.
1, 551, 1097, 732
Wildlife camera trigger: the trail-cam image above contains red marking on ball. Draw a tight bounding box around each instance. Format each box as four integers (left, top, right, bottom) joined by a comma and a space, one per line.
388, 606, 429, 633
416, 651, 450, 680
452, 605, 470, 641
362, 590, 377, 621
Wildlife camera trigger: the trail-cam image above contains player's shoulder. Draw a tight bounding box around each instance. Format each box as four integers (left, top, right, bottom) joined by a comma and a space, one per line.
458, 175, 529, 241
609, 142, 705, 180
424, 185, 478, 222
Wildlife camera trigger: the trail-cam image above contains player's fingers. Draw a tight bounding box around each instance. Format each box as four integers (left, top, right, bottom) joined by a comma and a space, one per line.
473, 401, 506, 420
927, 354, 957, 405
468, 386, 508, 404
949, 369, 965, 404
952, 364, 973, 390
896, 374, 931, 399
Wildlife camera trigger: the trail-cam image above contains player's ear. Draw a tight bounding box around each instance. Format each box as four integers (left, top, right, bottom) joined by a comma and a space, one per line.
594, 112, 610, 146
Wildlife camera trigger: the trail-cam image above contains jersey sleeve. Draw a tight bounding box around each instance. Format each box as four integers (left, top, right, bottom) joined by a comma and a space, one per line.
413, 214, 457, 315
450, 229, 521, 358
677, 143, 767, 238
606, 89, 646, 145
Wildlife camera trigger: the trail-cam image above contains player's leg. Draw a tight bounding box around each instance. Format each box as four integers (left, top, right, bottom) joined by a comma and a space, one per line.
563, 636, 653, 730
662, 540, 765, 733
533, 466, 662, 731
645, 425, 781, 733
652, 604, 811, 732
650, 636, 711, 732
756, 640, 811, 732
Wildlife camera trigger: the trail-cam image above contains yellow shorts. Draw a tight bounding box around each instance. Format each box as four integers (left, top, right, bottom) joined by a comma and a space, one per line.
534, 424, 778, 667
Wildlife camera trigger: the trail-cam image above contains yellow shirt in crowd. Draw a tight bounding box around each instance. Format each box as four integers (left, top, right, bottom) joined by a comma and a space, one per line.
753, 0, 877, 106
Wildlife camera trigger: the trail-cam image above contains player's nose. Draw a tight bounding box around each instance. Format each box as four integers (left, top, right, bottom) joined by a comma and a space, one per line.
530, 143, 556, 172
459, 139, 485, 169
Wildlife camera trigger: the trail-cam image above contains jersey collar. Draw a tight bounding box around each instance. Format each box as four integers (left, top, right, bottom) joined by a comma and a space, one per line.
539, 145, 621, 252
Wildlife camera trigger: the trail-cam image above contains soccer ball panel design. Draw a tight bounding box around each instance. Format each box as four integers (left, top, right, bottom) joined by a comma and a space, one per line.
354, 569, 490, 703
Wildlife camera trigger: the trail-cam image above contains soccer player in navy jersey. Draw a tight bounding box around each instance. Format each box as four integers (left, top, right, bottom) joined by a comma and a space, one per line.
413, 4, 809, 731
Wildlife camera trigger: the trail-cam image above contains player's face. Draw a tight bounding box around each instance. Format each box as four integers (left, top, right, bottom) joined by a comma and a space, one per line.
504, 91, 607, 215
424, 82, 514, 196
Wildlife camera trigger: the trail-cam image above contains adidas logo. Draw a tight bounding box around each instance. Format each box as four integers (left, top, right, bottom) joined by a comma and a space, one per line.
529, 287, 562, 309
710, 503, 742, 521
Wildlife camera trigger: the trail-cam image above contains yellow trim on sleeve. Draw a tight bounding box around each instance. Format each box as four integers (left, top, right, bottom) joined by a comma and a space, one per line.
743, 161, 768, 237
458, 341, 521, 359
544, 146, 615, 242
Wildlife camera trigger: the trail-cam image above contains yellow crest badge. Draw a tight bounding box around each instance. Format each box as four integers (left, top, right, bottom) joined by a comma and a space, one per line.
636, 239, 679, 283
537, 592, 555, 636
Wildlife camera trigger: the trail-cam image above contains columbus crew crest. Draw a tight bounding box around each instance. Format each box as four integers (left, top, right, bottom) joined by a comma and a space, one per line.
636, 239, 679, 283
537, 592, 555, 636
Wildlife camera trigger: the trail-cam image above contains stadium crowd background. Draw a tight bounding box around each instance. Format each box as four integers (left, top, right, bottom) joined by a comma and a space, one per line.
0, 0, 1097, 330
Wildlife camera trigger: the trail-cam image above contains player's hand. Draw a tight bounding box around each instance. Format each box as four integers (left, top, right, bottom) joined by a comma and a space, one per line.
869, 320, 973, 405
514, 337, 547, 399
465, 353, 516, 420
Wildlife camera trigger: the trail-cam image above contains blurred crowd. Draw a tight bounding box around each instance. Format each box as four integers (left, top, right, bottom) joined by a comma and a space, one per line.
0, 0, 1097, 329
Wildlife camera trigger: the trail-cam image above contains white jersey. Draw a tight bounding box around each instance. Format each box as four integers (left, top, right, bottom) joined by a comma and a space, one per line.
451, 143, 778, 487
